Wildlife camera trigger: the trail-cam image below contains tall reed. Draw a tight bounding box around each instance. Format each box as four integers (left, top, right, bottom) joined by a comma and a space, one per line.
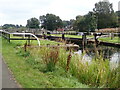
28, 46, 119, 88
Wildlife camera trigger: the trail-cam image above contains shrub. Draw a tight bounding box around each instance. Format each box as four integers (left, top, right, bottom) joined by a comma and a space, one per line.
30, 47, 59, 72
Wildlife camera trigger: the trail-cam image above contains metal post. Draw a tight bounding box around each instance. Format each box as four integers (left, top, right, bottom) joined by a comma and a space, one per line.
8, 33, 10, 43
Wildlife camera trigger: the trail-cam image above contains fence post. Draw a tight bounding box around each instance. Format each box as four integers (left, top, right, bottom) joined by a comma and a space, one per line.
28, 35, 30, 46
82, 33, 87, 50
8, 33, 10, 43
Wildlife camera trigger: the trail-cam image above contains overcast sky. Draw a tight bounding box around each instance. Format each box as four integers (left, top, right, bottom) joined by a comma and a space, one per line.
0, 0, 119, 26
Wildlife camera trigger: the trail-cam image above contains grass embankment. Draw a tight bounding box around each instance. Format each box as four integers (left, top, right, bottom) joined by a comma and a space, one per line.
1, 38, 89, 88
99, 37, 120, 44
51, 34, 93, 38
1, 37, 119, 88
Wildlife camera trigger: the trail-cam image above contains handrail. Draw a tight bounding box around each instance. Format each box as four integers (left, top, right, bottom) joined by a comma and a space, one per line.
0, 30, 40, 46
11, 33, 40, 46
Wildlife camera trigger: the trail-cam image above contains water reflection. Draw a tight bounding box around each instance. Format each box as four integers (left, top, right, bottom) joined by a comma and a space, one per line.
75, 45, 120, 69
110, 52, 120, 69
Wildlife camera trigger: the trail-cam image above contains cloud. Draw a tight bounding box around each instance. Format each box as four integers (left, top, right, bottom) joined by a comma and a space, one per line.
0, 0, 119, 26
118, 1, 120, 11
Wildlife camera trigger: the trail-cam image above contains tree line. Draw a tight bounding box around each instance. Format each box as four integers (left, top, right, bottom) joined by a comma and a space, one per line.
2, 24, 23, 29
2, 0, 120, 32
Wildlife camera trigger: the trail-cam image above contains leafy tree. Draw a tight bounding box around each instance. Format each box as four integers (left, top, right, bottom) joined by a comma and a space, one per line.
116, 11, 120, 17
26, 17, 40, 29
39, 13, 63, 31
62, 20, 70, 28
93, 0, 118, 29
73, 12, 96, 32
84, 12, 97, 32
20, 25, 23, 27
16, 24, 20, 28
74, 15, 86, 32
116, 11, 120, 27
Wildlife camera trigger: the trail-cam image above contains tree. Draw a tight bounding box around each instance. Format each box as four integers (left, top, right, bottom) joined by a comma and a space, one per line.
93, 0, 118, 29
116, 11, 120, 27
26, 17, 40, 29
2, 24, 16, 29
84, 12, 97, 32
16, 24, 20, 28
39, 13, 63, 31
73, 15, 84, 31
62, 20, 70, 28
73, 12, 96, 32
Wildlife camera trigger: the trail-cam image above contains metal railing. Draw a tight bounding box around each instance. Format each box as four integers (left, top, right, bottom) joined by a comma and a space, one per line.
0, 30, 40, 46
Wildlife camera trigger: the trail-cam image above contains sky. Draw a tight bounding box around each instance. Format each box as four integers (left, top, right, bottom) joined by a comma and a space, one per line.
0, 0, 119, 26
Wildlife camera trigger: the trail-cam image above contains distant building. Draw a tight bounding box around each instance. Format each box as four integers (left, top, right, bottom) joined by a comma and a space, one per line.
57, 28, 64, 31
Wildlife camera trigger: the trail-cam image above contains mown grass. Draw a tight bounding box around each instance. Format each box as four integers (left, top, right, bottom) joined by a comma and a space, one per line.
9, 36, 62, 46
51, 34, 93, 38
1, 37, 89, 88
99, 37, 120, 43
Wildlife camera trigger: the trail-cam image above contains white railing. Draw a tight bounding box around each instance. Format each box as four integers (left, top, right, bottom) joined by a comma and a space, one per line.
0, 30, 40, 46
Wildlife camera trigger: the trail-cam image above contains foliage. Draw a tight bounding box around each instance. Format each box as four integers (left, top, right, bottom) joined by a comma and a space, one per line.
39, 13, 63, 31
62, 20, 70, 28
73, 15, 86, 31
84, 12, 97, 32
116, 11, 120, 27
116, 11, 120, 17
2, 24, 23, 29
62, 19, 75, 30
26, 17, 40, 29
93, 1, 118, 29
73, 12, 96, 32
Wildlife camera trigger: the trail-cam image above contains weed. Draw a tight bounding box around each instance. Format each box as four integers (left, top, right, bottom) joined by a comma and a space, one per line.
66, 49, 72, 71
16, 49, 30, 57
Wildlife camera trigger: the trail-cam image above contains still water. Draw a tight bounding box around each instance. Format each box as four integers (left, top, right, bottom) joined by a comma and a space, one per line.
75, 44, 120, 69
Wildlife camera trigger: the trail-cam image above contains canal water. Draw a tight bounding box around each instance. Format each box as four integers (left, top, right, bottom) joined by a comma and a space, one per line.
75, 44, 120, 69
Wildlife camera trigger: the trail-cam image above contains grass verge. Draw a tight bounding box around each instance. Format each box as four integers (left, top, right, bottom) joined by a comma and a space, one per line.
1, 37, 89, 88
1, 37, 119, 88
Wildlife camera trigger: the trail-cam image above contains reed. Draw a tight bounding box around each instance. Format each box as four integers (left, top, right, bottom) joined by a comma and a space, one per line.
27, 46, 119, 88
68, 53, 120, 88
